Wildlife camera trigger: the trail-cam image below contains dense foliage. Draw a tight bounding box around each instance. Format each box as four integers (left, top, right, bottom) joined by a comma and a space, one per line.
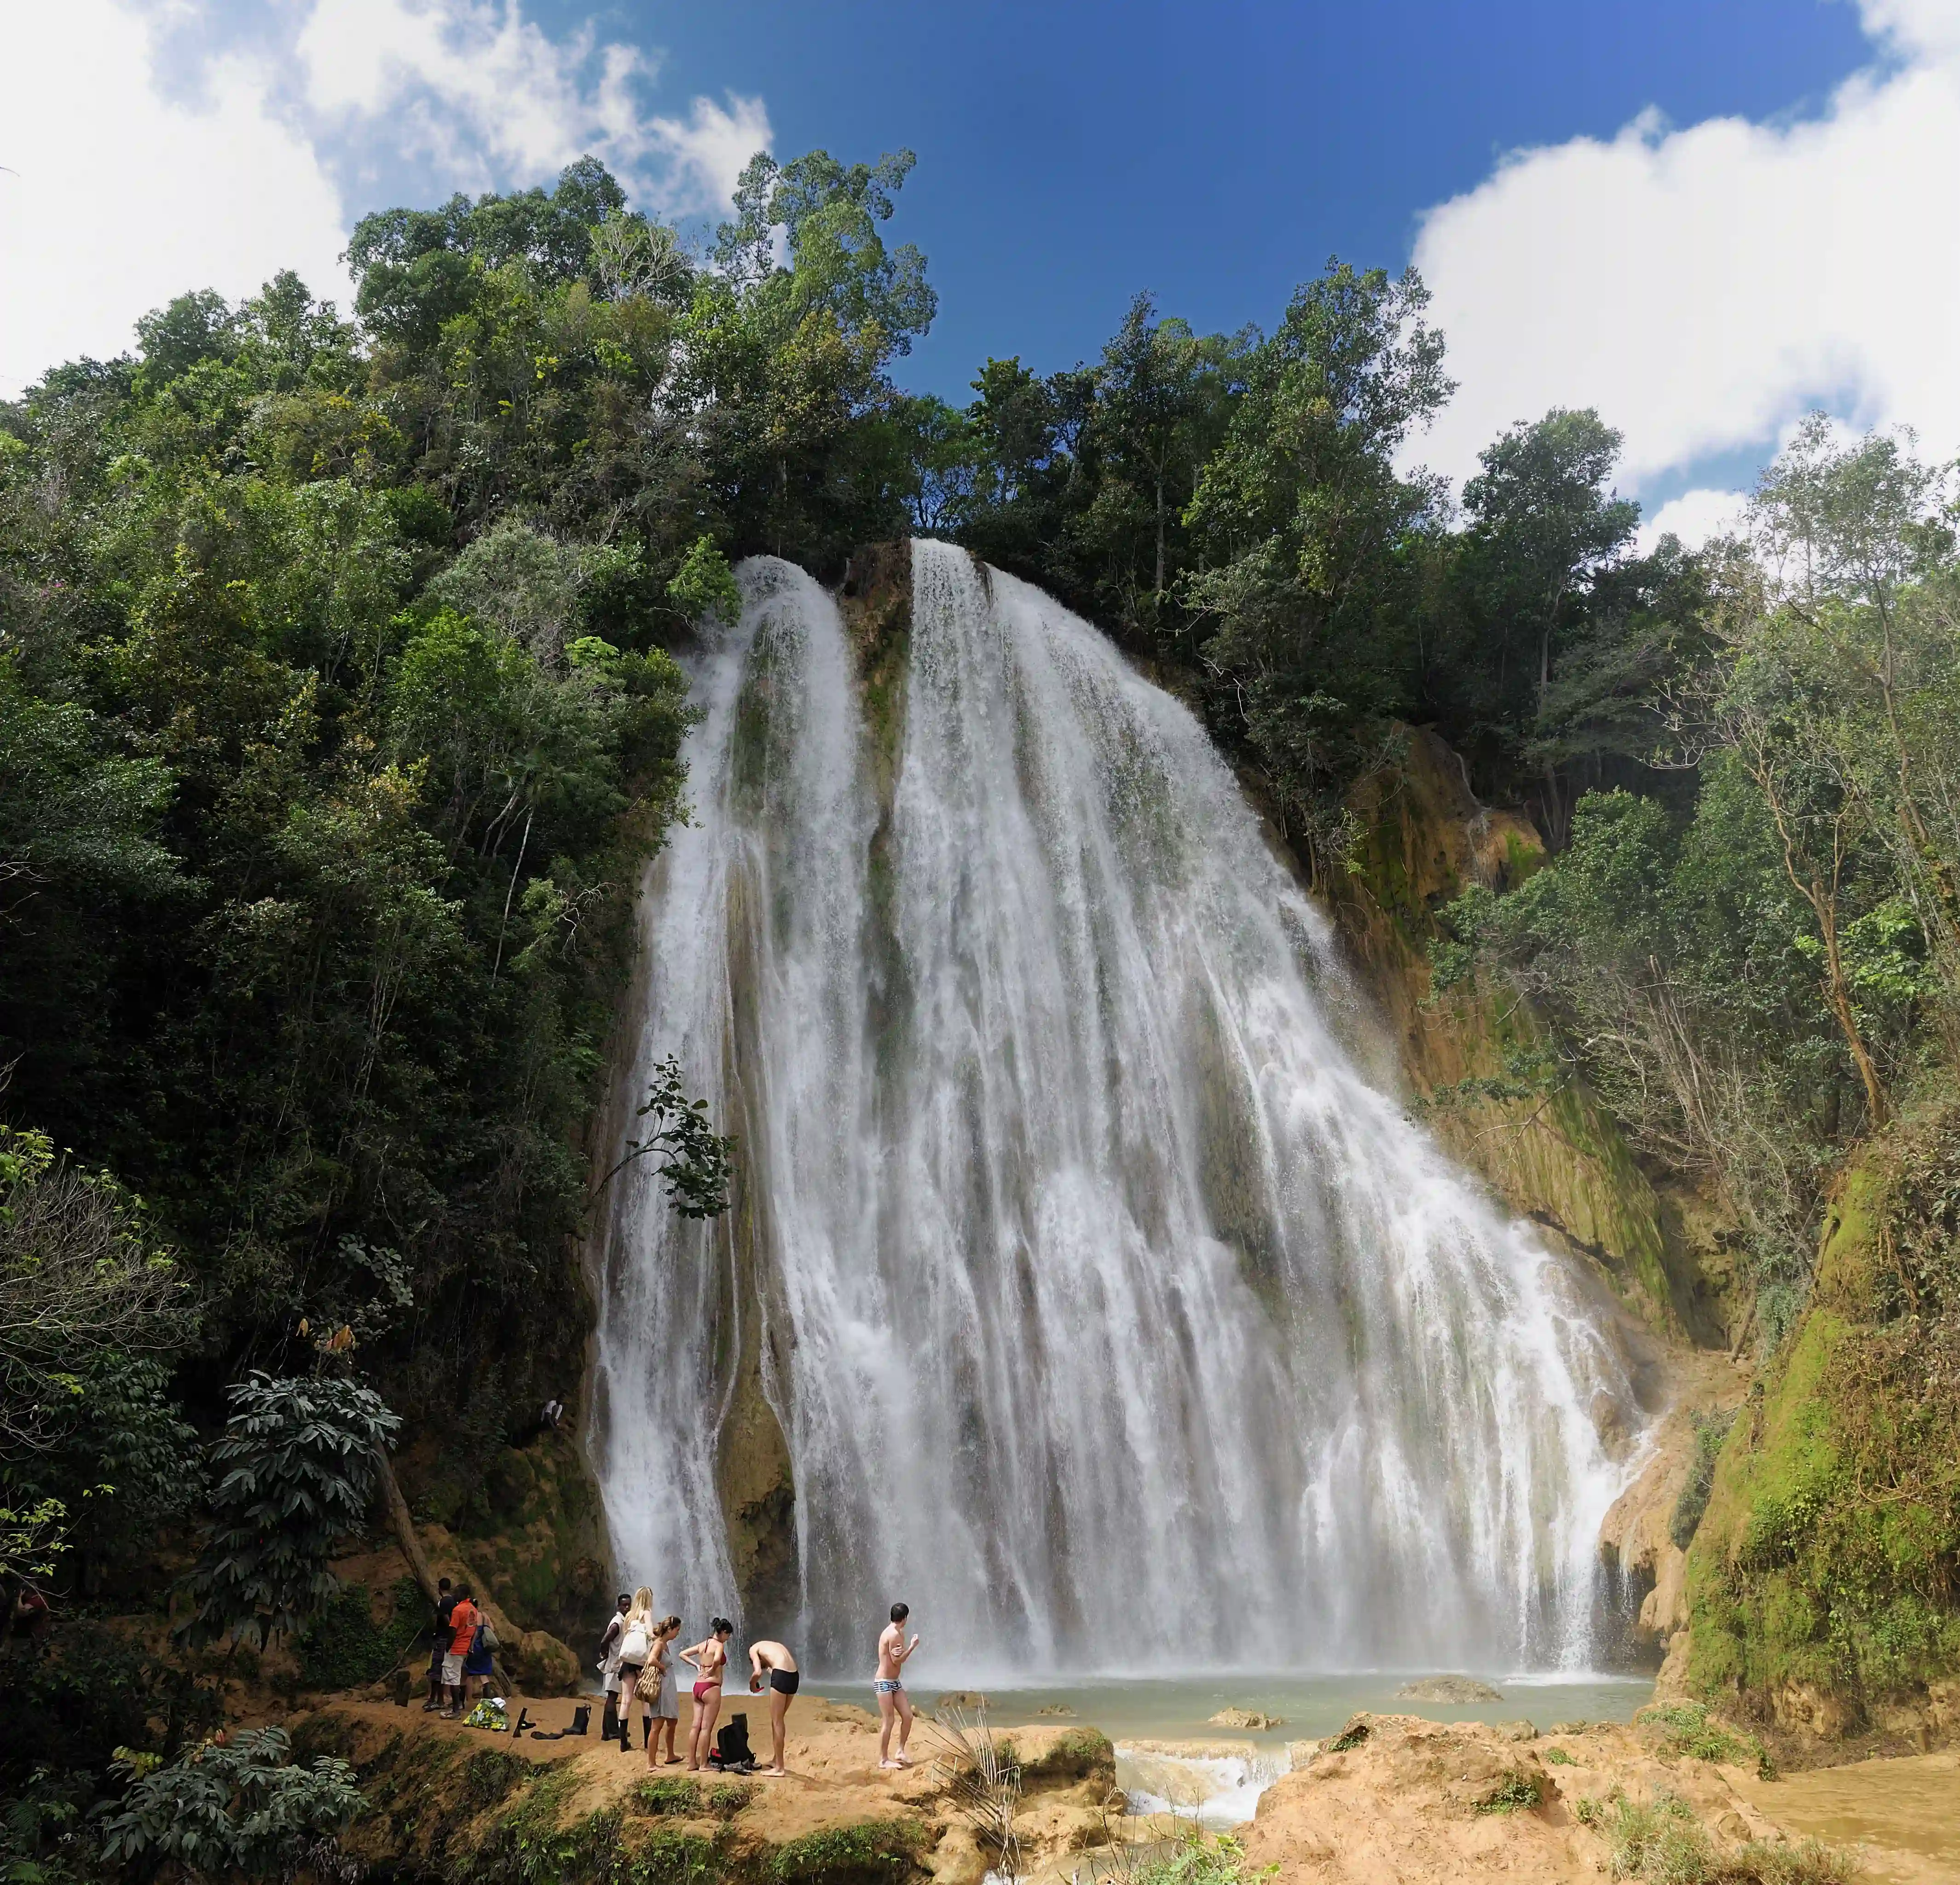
97, 1727, 362, 1880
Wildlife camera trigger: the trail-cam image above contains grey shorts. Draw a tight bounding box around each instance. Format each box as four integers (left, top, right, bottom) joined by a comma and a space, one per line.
441, 1653, 463, 1685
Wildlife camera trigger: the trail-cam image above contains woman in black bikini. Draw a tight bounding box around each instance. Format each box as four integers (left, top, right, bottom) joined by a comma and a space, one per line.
678, 1618, 733, 1772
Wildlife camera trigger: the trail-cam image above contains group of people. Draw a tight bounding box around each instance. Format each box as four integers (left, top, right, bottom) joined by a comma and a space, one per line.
422, 1578, 496, 1718
597, 1594, 924, 1777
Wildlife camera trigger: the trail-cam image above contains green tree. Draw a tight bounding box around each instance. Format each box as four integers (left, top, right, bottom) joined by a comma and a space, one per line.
178, 1374, 400, 1650
98, 1726, 363, 1879
1184, 261, 1452, 864
1461, 408, 1639, 719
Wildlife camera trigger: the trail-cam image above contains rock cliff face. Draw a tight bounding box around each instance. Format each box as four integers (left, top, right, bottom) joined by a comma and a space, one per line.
1325, 727, 1757, 1670
1331, 727, 1742, 1351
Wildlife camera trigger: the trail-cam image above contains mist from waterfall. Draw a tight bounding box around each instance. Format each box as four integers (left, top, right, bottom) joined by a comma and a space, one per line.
590, 540, 1639, 1676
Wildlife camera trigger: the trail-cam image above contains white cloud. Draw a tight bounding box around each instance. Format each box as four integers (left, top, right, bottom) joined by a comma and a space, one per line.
0, 0, 769, 399
646, 93, 773, 219
1635, 487, 1752, 554
1410, 0, 1960, 499
0, 0, 350, 397
295, 0, 769, 215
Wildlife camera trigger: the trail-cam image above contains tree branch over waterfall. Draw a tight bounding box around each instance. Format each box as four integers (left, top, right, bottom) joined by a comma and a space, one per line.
590, 1056, 736, 1218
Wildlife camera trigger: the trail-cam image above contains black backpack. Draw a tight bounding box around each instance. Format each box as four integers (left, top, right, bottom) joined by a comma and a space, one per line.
711, 1713, 754, 1772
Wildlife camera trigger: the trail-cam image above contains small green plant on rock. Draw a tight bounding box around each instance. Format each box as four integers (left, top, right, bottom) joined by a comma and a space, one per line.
632, 1777, 702, 1818
1544, 1746, 1576, 1765
1474, 1770, 1544, 1815
635, 1827, 725, 1885
1597, 1790, 1856, 1885
1104, 1827, 1267, 1885
1670, 1409, 1739, 1549
1637, 1704, 1775, 1780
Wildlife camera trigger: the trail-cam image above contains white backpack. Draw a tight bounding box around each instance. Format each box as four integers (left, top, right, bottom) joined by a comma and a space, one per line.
619, 1621, 649, 1666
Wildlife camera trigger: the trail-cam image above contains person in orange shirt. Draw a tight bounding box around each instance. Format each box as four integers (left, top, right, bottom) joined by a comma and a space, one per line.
442, 1586, 481, 1717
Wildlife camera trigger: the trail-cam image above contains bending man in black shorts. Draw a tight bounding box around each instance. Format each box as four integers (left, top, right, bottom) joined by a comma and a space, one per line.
746, 1639, 799, 1776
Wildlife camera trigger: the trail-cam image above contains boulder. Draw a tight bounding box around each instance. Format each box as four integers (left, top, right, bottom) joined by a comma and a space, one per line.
1209, 1707, 1285, 1729
1393, 1676, 1503, 1703
509, 1628, 582, 1696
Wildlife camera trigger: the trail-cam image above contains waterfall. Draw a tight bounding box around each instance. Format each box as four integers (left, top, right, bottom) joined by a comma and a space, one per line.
590, 540, 1639, 1676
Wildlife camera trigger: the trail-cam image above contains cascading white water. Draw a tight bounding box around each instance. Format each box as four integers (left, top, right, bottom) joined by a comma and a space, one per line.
590, 540, 1639, 1675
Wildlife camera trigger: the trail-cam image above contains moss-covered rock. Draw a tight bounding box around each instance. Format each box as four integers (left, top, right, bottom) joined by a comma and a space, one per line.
446, 1431, 611, 1644
1685, 1117, 1960, 1747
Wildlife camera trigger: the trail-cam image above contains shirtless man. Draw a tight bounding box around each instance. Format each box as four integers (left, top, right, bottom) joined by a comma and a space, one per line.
873, 1602, 920, 1769
745, 1638, 799, 1776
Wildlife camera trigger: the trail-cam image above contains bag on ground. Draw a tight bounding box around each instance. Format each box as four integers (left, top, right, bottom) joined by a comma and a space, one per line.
714, 1714, 754, 1772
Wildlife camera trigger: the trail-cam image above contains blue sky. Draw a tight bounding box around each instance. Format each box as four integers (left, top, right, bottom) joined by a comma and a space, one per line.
6, 0, 1956, 539
578, 0, 1870, 403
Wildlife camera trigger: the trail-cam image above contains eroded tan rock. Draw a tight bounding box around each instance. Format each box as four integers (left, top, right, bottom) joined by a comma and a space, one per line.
1242, 1712, 1788, 1885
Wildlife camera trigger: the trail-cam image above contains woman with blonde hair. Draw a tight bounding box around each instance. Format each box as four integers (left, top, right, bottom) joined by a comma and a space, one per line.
613, 1587, 656, 1752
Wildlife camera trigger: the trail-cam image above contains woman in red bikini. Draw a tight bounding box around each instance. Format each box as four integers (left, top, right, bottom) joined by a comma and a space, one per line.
679, 1617, 733, 1771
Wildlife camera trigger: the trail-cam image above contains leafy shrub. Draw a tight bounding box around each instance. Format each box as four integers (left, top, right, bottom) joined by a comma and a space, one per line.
1545, 1746, 1576, 1765
635, 1828, 726, 1885
461, 1748, 532, 1815
0, 1767, 94, 1885
178, 1374, 401, 1650
1603, 1792, 1710, 1882
297, 1576, 424, 1690
628, 1776, 752, 1822
0, 1630, 222, 1773
96, 1726, 362, 1878
1120, 1829, 1260, 1885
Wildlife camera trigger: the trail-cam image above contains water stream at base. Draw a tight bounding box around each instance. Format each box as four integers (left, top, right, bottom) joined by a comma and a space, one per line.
590, 541, 1642, 1674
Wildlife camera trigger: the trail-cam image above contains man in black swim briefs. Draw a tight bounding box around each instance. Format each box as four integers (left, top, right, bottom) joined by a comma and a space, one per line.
746, 1638, 799, 1776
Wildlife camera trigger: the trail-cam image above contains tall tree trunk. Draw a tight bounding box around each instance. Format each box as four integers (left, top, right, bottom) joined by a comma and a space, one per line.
374, 1445, 440, 1605
1813, 889, 1891, 1127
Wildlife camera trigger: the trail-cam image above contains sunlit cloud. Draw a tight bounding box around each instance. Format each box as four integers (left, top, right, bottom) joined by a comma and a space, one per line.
295, 0, 769, 214
0, 0, 349, 397
0, 0, 772, 397
1410, 0, 1960, 542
